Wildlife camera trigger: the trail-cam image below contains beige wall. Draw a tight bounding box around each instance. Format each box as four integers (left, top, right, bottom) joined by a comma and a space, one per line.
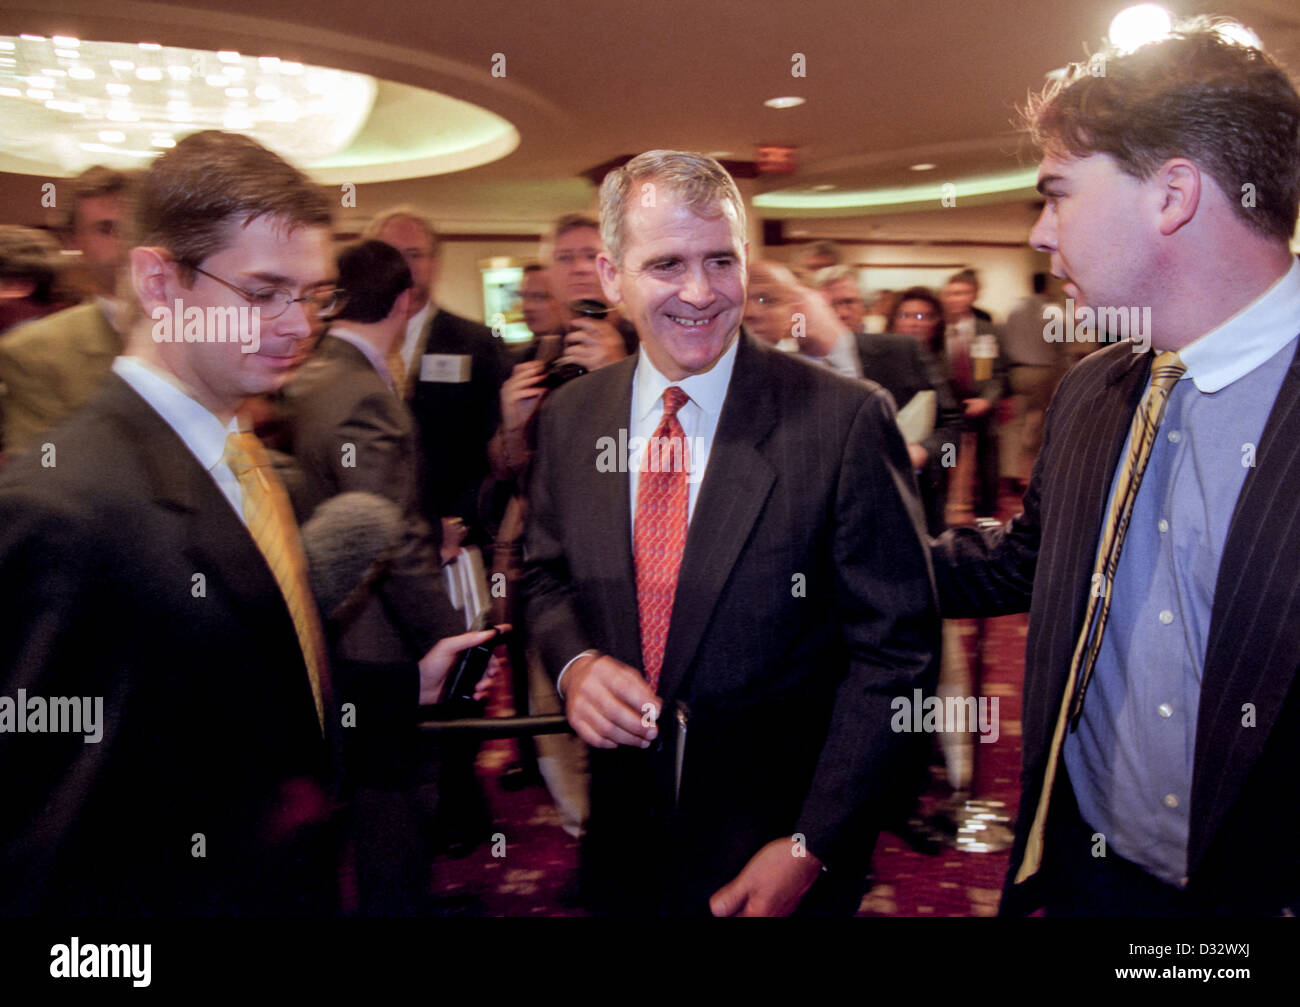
432, 239, 542, 322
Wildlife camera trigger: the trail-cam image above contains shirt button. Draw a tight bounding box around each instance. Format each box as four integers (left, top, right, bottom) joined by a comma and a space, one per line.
1158, 518, 1169, 534
1158, 703, 1173, 718
1164, 794, 1179, 809
1159, 610, 1174, 624
1168, 430, 1182, 443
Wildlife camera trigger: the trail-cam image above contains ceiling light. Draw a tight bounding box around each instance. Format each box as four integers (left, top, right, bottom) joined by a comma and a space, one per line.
764, 96, 804, 109
1216, 23, 1261, 49
53, 36, 79, 48
98, 129, 125, 142
909, 163, 937, 171
0, 34, 516, 182
811, 184, 836, 191
1108, 4, 1172, 53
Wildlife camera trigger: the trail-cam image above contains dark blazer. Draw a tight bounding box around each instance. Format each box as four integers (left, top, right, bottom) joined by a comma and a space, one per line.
0, 375, 335, 915
523, 331, 940, 914
405, 308, 506, 530
854, 330, 962, 465
932, 338, 1300, 915
855, 330, 964, 535
285, 333, 460, 671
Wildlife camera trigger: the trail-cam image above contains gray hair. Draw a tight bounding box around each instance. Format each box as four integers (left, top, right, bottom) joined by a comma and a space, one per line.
363, 204, 440, 257
598, 150, 746, 266
811, 264, 859, 292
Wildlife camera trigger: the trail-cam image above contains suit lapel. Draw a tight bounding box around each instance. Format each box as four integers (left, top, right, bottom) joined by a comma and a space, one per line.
658, 334, 776, 700
581, 356, 642, 665
102, 376, 303, 648
1190, 337, 1300, 871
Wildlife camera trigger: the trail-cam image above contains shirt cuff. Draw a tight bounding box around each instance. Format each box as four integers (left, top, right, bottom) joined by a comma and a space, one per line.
555, 649, 599, 700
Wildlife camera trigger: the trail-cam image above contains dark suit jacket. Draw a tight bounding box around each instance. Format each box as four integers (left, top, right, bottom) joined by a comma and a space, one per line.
523, 331, 940, 913
854, 330, 962, 465
286, 334, 460, 663
405, 308, 506, 530
933, 339, 1300, 916
855, 331, 963, 535
0, 375, 335, 915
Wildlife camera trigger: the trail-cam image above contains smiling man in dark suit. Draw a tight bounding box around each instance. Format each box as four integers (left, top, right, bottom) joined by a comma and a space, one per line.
524, 150, 939, 916
932, 19, 1300, 916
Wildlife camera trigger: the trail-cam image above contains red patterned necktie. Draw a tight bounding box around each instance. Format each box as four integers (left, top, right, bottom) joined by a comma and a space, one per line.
634, 386, 691, 693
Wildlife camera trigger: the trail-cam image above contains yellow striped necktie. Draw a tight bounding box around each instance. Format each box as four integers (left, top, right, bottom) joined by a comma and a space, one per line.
224, 430, 329, 734
1015, 350, 1186, 885
386, 346, 408, 397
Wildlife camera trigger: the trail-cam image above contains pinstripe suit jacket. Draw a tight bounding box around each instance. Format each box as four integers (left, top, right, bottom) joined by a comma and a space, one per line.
933, 338, 1300, 915
523, 330, 940, 912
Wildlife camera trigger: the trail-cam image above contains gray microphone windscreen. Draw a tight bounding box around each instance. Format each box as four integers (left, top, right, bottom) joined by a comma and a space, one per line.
300, 491, 403, 618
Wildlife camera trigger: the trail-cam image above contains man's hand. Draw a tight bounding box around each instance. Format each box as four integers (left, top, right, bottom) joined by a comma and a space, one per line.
440, 515, 467, 564
501, 360, 548, 435
791, 289, 843, 358
416, 625, 507, 705
563, 653, 660, 748
964, 397, 992, 418
906, 442, 929, 470
709, 837, 825, 917
563, 318, 627, 371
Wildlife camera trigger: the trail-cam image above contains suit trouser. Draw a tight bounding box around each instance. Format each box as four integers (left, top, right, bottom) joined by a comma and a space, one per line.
1008, 365, 1062, 477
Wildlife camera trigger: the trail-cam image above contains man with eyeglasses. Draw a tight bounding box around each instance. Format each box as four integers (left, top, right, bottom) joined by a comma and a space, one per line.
0, 131, 492, 916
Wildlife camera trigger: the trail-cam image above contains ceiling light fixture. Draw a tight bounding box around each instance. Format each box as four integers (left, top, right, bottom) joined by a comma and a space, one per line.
1108, 4, 1172, 53
764, 96, 805, 109
0, 35, 376, 172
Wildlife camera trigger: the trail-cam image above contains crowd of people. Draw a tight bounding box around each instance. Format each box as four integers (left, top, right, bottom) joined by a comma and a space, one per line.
1, 17, 1298, 918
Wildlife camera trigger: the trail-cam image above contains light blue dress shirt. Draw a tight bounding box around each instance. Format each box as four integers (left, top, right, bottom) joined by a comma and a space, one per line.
1064, 258, 1300, 886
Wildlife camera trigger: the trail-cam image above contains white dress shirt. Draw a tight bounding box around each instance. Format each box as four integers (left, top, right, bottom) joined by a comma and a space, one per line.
399, 300, 433, 374
628, 334, 738, 535
111, 356, 244, 523
557, 333, 740, 694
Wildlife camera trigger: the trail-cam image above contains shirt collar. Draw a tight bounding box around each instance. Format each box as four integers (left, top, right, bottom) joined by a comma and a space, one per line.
111, 355, 239, 471
327, 325, 393, 390
633, 331, 739, 424
1178, 257, 1300, 392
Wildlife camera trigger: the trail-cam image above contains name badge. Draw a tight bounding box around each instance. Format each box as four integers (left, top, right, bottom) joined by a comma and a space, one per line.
420, 353, 472, 383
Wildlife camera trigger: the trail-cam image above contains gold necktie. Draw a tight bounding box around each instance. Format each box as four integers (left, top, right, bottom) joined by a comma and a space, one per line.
386, 347, 408, 397
224, 430, 330, 734
1015, 350, 1186, 885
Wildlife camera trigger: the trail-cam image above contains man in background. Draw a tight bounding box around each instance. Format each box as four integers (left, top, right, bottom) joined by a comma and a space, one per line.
941, 268, 1006, 516
1000, 272, 1067, 486
0, 166, 132, 453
